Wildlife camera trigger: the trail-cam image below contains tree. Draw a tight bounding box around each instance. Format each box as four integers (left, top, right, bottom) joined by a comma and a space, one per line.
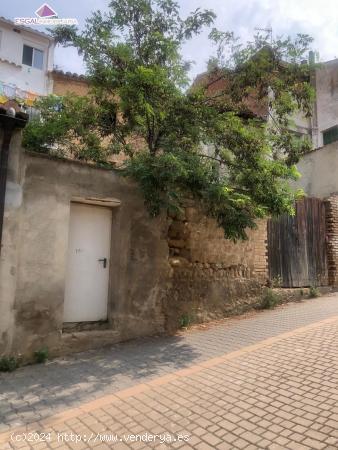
23, 0, 315, 239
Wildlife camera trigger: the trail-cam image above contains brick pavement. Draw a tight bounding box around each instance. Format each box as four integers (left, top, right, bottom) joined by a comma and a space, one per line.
0, 296, 338, 448
1, 313, 338, 449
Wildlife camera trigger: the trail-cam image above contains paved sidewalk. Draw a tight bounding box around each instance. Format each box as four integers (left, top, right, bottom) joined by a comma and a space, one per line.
1, 294, 338, 432
0, 295, 338, 448
1, 311, 338, 449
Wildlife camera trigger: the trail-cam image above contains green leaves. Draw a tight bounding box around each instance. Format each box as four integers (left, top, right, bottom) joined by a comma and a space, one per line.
182, 8, 216, 40
23, 95, 111, 163
26, 1, 315, 240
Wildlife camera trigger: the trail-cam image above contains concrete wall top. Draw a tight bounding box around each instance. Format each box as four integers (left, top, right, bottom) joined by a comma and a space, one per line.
295, 142, 338, 198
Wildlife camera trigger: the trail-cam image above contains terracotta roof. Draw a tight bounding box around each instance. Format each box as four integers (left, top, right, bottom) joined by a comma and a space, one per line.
51, 69, 87, 81
0, 16, 54, 41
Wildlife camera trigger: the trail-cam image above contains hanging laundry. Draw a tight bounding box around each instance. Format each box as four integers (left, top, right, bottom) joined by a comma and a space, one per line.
0, 81, 40, 106
26, 92, 38, 106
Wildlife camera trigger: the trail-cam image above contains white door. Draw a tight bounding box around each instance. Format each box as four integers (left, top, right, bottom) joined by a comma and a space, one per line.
63, 203, 112, 322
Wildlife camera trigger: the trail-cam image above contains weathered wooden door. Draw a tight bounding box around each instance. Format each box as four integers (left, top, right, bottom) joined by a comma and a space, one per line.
268, 198, 328, 287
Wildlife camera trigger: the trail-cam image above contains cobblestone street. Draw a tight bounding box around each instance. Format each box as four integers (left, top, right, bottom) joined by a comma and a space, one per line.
1, 294, 338, 449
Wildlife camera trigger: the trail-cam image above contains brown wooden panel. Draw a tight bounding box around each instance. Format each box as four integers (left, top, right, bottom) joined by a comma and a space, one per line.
268, 198, 328, 287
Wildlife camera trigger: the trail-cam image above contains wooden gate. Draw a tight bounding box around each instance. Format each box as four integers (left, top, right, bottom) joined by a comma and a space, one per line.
268, 198, 328, 287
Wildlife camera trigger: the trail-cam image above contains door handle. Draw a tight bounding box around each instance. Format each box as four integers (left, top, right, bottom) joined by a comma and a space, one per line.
98, 257, 107, 268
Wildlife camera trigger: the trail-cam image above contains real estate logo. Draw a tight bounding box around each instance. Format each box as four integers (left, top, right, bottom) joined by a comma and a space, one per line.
35, 3, 58, 18
14, 3, 78, 26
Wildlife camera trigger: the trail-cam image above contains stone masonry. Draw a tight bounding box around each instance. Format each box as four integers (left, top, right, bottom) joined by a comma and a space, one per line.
165, 203, 268, 330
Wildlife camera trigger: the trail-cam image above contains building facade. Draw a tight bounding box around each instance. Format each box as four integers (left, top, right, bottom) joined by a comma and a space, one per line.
312, 59, 338, 148
0, 17, 54, 106
193, 56, 338, 151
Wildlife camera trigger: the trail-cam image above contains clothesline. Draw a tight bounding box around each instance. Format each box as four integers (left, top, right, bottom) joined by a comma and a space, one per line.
0, 81, 39, 107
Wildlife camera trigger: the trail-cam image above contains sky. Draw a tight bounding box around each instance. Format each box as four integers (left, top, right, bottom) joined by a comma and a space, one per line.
2, 0, 338, 80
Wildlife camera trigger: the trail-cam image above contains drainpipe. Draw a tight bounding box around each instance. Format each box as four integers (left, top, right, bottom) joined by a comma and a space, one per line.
0, 109, 28, 254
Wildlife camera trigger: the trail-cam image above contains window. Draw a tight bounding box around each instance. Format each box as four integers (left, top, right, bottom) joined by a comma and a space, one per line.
22, 44, 44, 70
323, 126, 338, 146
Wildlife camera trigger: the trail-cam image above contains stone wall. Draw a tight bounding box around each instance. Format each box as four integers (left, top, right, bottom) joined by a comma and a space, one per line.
165, 204, 268, 331
1, 132, 269, 358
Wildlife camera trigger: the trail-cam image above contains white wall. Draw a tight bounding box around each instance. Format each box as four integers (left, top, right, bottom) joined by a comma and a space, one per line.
0, 20, 54, 95
294, 142, 338, 198
271, 60, 338, 149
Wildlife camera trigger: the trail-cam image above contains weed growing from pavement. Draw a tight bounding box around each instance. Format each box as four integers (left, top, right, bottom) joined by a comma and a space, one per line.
34, 347, 49, 364
260, 288, 280, 310
308, 286, 320, 298
180, 314, 193, 328
0, 356, 19, 372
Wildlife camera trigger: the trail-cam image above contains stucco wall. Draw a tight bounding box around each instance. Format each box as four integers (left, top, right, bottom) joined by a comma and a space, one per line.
0, 130, 24, 355
0, 20, 54, 95
1, 132, 269, 358
0, 131, 170, 358
295, 142, 338, 198
315, 59, 338, 148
